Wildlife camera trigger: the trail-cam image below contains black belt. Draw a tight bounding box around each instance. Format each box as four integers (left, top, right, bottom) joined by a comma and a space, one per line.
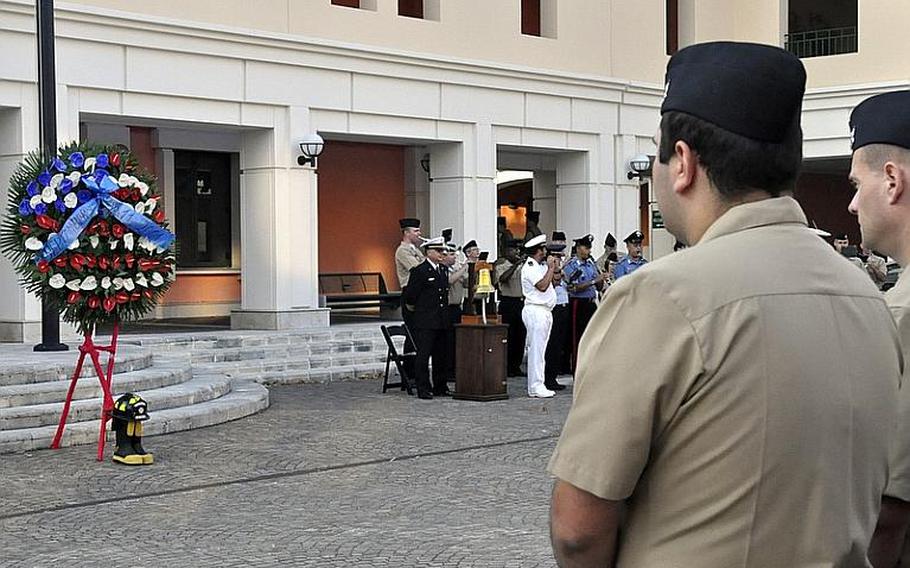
571, 297, 596, 303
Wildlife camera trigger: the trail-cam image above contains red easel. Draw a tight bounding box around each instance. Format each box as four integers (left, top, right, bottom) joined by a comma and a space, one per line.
50, 322, 120, 461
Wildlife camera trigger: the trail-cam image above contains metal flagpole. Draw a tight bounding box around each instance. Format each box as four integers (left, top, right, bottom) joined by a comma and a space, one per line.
33, 0, 68, 352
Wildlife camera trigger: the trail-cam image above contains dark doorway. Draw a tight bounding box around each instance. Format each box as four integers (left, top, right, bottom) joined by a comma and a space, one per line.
174, 151, 234, 268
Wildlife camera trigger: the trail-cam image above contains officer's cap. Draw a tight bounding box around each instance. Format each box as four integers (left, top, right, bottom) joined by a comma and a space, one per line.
624, 231, 644, 244
524, 234, 547, 249
574, 234, 594, 248
421, 236, 447, 251
604, 233, 617, 248
850, 91, 910, 152
835, 233, 849, 241
661, 41, 806, 143
526, 211, 540, 223
463, 239, 478, 251
444, 242, 458, 253
399, 218, 421, 229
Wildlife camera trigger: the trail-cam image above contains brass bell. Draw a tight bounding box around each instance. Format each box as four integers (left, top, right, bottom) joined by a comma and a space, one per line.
475, 268, 495, 295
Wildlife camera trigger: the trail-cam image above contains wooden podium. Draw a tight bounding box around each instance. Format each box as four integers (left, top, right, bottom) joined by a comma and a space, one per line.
453, 323, 509, 401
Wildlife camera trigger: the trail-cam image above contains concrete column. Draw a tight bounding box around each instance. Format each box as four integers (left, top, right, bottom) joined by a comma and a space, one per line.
428, 122, 497, 253
231, 106, 328, 329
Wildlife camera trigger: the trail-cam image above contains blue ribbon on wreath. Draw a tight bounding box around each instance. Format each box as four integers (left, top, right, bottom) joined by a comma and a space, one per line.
35, 175, 175, 263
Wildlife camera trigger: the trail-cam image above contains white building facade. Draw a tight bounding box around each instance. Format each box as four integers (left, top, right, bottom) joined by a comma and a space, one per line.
0, 0, 907, 341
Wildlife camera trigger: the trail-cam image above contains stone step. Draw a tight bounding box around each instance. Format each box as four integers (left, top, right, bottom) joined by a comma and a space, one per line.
237, 362, 388, 386
0, 379, 269, 454
0, 361, 192, 408
193, 351, 386, 375
0, 374, 232, 431
0, 346, 152, 388
115, 325, 387, 352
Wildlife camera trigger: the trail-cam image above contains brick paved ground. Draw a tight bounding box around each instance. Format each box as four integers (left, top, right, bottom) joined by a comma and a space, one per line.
0, 376, 572, 567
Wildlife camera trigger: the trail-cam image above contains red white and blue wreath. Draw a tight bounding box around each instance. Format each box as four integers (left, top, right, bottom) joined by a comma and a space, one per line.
0, 142, 176, 333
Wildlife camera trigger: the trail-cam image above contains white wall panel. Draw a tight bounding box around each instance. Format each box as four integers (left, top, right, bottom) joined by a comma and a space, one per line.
246, 62, 351, 110
57, 39, 125, 90
352, 75, 439, 118
526, 93, 571, 130
127, 48, 243, 101
441, 84, 523, 125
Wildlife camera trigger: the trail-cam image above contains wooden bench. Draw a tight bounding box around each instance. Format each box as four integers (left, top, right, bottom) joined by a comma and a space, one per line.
318, 272, 401, 314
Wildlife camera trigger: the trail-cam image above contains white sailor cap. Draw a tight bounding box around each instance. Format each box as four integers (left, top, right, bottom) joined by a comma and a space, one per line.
420, 236, 447, 251
524, 234, 547, 249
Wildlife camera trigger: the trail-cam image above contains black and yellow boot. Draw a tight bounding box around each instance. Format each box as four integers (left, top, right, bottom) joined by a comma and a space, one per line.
130, 420, 153, 465
111, 393, 153, 466
111, 416, 144, 465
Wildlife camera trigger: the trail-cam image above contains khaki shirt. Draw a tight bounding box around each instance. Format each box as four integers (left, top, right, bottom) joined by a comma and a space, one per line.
549, 197, 901, 568
886, 272, 910, 502
494, 258, 523, 298
448, 259, 468, 306
395, 242, 424, 288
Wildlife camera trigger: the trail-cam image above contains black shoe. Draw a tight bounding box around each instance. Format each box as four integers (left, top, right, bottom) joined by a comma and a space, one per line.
418, 392, 434, 400
508, 369, 526, 377
545, 382, 567, 391
434, 389, 453, 397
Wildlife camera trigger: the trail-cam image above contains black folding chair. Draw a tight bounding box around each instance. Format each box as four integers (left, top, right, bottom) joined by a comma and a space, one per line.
380, 324, 416, 394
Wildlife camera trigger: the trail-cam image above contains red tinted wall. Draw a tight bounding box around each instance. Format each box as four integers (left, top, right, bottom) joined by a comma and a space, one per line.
318, 142, 406, 290
794, 172, 860, 243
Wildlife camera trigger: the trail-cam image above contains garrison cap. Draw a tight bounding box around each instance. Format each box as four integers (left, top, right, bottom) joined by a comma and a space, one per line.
850, 91, 910, 151
604, 233, 617, 248
399, 218, 421, 229
527, 211, 540, 223
441, 227, 453, 242
624, 230, 644, 244
661, 41, 806, 142
524, 234, 547, 249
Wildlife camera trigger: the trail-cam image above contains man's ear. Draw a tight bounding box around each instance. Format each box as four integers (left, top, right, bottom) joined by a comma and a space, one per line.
672, 140, 698, 196
884, 161, 906, 205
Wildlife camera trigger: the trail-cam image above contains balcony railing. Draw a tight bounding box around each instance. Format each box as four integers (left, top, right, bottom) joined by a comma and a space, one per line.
785, 26, 858, 58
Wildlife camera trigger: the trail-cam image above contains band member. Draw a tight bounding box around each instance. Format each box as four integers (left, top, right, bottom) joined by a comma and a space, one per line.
443, 241, 468, 383
402, 237, 452, 400
521, 234, 559, 398
564, 233, 607, 370
544, 231, 570, 391
494, 239, 527, 376
613, 230, 647, 280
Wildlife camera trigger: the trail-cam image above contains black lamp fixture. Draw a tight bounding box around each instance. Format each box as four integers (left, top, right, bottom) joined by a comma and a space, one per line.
419, 153, 431, 181
627, 153, 653, 180
297, 133, 325, 168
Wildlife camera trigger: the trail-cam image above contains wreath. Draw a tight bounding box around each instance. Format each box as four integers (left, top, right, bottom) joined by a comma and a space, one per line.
0, 142, 176, 333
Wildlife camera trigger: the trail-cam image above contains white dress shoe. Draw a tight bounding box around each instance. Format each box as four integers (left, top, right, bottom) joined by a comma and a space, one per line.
529, 388, 555, 398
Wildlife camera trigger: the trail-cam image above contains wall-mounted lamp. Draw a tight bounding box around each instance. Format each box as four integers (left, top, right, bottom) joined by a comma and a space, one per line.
627, 153, 653, 180
297, 133, 325, 168
419, 154, 432, 181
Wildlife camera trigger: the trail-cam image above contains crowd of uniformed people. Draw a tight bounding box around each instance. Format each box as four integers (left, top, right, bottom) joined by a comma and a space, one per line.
394, 40, 910, 568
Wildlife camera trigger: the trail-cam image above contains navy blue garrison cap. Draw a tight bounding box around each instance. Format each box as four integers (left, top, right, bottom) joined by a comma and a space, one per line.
850, 91, 910, 151
661, 41, 807, 143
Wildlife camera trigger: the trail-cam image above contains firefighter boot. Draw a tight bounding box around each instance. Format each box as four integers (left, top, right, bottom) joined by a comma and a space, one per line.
111, 416, 144, 466
130, 420, 154, 465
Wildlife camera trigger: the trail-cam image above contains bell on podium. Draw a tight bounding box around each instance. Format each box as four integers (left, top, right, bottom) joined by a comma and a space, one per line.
475, 268, 495, 295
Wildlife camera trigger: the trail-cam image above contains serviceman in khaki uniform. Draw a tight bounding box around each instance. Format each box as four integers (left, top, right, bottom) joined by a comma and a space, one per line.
548, 42, 902, 568
394, 217, 424, 385
494, 239, 527, 377
845, 90, 910, 568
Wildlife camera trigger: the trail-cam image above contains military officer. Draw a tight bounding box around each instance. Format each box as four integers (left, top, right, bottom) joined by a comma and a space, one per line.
524, 210, 543, 240
494, 239, 527, 376
520, 234, 559, 398
402, 237, 451, 400
544, 231, 570, 392
549, 42, 901, 567
845, 90, 910, 568
563, 233, 606, 371
612, 230, 647, 280
394, 217, 424, 386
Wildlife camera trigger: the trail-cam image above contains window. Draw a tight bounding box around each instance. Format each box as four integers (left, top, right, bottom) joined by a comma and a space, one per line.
521, 0, 541, 36
331, 0, 360, 7
174, 151, 235, 268
399, 0, 423, 19
786, 0, 858, 58
667, 0, 679, 55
